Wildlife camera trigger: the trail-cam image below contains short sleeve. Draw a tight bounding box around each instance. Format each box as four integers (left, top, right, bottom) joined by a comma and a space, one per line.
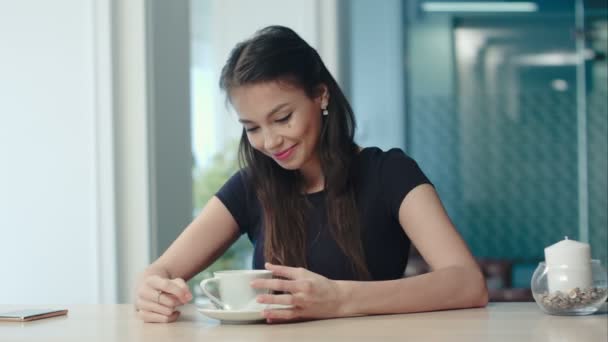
380, 149, 432, 218
215, 171, 255, 235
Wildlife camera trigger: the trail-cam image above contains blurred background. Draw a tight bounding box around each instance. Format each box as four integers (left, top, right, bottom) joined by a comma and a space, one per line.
1, 0, 606, 305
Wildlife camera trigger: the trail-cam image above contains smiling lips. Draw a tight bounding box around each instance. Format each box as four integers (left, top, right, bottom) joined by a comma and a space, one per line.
273, 144, 298, 161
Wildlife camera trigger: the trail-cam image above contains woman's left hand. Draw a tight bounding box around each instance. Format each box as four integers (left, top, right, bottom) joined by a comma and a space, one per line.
250, 262, 346, 323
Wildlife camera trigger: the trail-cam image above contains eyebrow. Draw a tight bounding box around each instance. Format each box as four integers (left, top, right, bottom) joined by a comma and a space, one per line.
238, 102, 290, 124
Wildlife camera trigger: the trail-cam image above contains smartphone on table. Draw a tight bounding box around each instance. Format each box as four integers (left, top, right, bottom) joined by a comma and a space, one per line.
0, 309, 68, 322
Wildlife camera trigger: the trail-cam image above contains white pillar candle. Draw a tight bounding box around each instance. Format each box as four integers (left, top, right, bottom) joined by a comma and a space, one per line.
544, 237, 592, 293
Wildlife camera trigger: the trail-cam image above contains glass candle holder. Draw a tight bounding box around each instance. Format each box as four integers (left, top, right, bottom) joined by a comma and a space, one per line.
531, 260, 608, 315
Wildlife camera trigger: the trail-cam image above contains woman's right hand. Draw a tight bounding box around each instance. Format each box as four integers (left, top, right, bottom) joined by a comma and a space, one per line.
135, 275, 193, 323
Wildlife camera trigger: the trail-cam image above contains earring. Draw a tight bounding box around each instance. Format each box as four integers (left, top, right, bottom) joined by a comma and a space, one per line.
322, 108, 329, 116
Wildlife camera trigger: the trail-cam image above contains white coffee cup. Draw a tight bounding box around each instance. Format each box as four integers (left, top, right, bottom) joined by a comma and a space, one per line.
200, 270, 272, 311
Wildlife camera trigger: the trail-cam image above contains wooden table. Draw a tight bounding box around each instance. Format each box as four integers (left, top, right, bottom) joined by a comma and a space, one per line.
1, 303, 606, 341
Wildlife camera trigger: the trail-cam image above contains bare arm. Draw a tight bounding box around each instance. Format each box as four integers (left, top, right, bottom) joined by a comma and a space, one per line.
253, 184, 488, 322
336, 184, 488, 315
144, 196, 241, 281
135, 196, 241, 322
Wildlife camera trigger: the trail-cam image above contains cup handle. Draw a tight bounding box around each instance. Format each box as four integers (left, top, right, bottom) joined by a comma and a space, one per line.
200, 277, 226, 310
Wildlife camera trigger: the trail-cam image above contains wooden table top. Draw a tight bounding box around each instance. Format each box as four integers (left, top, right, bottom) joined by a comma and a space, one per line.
1, 302, 607, 341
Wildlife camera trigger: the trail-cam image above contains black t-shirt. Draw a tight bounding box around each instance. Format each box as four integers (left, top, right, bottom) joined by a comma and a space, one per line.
215, 147, 432, 281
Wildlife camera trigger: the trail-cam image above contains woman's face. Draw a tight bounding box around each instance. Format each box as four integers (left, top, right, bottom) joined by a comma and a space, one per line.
230, 81, 328, 171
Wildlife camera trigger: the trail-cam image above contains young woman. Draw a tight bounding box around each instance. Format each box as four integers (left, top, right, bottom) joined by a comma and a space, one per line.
135, 25, 488, 323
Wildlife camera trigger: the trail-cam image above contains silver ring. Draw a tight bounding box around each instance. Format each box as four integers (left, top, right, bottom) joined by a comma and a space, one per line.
156, 290, 163, 304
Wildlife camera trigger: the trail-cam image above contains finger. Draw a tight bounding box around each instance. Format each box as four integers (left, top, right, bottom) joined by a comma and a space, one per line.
137, 309, 180, 323
265, 263, 305, 280
170, 278, 193, 303
160, 292, 185, 307
263, 308, 298, 320
172, 278, 189, 290
257, 294, 295, 306
250, 278, 301, 293
140, 286, 182, 307
148, 276, 191, 301
136, 298, 175, 316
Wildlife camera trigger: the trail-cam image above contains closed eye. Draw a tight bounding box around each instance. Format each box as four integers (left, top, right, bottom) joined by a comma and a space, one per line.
276, 112, 292, 123
245, 126, 259, 133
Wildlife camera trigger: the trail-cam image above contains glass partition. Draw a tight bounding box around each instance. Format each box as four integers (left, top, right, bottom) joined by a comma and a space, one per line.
403, 0, 607, 295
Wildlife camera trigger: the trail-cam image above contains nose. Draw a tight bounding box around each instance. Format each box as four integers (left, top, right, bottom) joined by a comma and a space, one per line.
263, 128, 282, 152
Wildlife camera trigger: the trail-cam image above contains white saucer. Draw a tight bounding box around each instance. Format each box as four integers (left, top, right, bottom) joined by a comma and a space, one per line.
197, 304, 292, 324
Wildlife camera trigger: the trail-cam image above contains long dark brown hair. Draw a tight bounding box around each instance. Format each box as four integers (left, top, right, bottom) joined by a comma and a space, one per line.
219, 26, 370, 280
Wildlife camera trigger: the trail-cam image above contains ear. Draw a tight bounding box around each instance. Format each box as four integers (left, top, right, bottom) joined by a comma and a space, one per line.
315, 83, 330, 108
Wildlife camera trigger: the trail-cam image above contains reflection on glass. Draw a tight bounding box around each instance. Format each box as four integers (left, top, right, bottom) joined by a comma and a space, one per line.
404, 0, 607, 297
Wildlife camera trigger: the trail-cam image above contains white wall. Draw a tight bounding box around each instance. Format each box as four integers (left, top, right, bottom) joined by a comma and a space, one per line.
0, 0, 107, 304
0, 0, 342, 304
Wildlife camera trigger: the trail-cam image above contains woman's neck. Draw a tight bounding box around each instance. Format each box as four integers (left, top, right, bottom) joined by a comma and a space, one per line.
299, 155, 324, 194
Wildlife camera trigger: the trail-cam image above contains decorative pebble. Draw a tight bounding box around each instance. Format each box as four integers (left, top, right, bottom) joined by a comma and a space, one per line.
537, 287, 608, 313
